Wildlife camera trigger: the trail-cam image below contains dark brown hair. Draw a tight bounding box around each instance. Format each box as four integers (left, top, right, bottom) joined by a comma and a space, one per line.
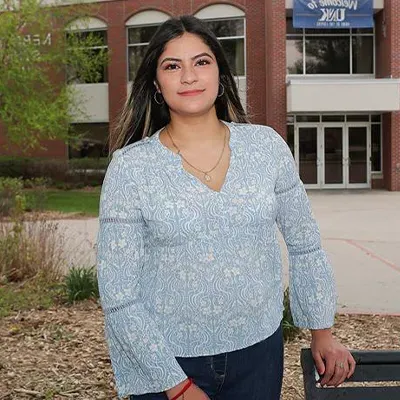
111, 14, 248, 153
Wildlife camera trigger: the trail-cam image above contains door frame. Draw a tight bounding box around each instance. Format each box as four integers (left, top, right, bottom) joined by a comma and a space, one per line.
295, 124, 321, 189
321, 123, 346, 189
295, 122, 371, 189
345, 123, 371, 189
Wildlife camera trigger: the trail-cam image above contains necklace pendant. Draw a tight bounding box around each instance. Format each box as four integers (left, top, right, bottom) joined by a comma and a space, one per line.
204, 173, 212, 182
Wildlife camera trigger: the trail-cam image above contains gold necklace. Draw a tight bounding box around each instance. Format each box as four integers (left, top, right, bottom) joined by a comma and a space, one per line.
165, 124, 227, 182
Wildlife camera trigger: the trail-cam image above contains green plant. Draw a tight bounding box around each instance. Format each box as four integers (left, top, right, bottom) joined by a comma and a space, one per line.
68, 157, 109, 170
0, 210, 66, 283
23, 177, 52, 189
0, 157, 106, 188
63, 266, 99, 303
282, 287, 301, 342
0, 177, 25, 216
0, 277, 63, 318
24, 177, 51, 211
0, 0, 109, 150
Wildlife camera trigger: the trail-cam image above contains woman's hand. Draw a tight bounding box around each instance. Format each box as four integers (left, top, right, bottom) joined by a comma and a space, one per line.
310, 328, 356, 387
165, 379, 210, 400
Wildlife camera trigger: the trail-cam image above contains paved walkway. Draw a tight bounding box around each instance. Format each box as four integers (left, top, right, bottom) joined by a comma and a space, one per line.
57, 190, 400, 315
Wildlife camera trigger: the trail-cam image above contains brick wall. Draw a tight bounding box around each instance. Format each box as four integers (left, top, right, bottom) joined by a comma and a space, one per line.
376, 0, 400, 191
264, 0, 286, 139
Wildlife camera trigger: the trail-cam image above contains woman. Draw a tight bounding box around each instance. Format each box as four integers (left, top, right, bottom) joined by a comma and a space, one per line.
96, 15, 356, 400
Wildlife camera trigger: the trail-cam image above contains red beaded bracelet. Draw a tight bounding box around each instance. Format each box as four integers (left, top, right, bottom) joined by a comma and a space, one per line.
170, 378, 193, 400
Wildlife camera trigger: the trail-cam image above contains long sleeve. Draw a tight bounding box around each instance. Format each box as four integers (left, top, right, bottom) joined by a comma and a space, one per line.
273, 133, 337, 329
96, 150, 187, 397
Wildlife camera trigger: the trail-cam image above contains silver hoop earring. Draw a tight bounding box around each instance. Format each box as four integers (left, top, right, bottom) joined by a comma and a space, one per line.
217, 82, 225, 98
154, 91, 164, 105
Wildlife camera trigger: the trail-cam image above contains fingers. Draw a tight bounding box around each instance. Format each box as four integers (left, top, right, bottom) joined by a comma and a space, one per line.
313, 352, 326, 376
347, 353, 356, 379
321, 360, 345, 387
320, 357, 335, 386
323, 353, 356, 387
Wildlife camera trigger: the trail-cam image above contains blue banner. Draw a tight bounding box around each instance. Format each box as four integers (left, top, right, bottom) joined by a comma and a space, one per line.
293, 0, 374, 29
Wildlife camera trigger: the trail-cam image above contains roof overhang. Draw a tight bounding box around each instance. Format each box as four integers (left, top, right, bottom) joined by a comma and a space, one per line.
287, 78, 400, 113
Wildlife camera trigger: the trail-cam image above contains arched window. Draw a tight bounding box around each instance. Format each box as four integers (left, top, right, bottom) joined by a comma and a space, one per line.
66, 17, 108, 84
126, 10, 170, 81
66, 17, 109, 159
195, 4, 246, 77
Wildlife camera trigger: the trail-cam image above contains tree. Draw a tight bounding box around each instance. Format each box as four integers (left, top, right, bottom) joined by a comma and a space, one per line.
0, 0, 109, 151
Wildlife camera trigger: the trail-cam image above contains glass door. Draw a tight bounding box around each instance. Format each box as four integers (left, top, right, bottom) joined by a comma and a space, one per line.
293, 122, 371, 189
323, 126, 345, 188
346, 125, 370, 188
297, 126, 320, 188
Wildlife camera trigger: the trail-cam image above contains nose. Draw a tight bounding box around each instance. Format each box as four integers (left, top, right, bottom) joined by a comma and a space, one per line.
180, 64, 198, 85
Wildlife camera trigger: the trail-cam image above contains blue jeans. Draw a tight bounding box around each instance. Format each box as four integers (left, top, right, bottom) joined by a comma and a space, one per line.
130, 324, 283, 400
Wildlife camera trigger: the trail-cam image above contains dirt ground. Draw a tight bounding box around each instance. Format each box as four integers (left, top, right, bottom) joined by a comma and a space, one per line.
0, 300, 399, 400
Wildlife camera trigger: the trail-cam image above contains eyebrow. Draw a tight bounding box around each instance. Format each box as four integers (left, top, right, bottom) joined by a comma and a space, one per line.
160, 52, 214, 66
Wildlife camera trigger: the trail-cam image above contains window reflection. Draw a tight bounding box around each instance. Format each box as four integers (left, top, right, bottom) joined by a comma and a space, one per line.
306, 37, 350, 74
352, 36, 373, 74
286, 36, 303, 74
68, 123, 109, 158
286, 18, 374, 75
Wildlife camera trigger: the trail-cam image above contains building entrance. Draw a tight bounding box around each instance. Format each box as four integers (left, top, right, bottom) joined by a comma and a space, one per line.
296, 123, 371, 189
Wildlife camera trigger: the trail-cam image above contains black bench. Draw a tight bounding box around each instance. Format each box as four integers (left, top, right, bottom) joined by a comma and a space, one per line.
301, 348, 400, 399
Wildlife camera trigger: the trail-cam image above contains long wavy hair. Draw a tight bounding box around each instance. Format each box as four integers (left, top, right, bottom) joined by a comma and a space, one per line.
111, 14, 248, 153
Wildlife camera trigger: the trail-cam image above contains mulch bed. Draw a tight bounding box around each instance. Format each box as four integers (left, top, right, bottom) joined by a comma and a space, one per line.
0, 300, 399, 399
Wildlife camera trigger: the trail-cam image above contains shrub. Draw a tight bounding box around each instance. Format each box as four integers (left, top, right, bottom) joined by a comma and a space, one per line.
0, 156, 107, 188
63, 266, 99, 304
0, 157, 31, 179
0, 212, 66, 283
65, 169, 105, 187
0, 157, 68, 182
24, 177, 51, 212
68, 157, 109, 170
282, 287, 302, 342
0, 177, 25, 216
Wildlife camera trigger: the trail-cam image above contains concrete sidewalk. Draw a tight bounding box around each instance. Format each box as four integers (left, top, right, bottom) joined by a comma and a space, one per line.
281, 190, 400, 315
57, 190, 400, 315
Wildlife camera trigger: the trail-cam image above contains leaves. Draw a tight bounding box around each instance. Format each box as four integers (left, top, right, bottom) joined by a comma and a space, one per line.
0, 0, 108, 150
63, 266, 99, 304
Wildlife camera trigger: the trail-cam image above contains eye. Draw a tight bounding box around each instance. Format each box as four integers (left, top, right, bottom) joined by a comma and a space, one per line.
164, 63, 180, 71
196, 58, 211, 66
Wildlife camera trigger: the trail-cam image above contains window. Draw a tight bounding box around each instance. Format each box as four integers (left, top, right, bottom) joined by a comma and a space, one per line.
127, 18, 245, 81
204, 19, 245, 76
127, 25, 160, 81
286, 18, 374, 75
68, 123, 109, 158
66, 30, 108, 84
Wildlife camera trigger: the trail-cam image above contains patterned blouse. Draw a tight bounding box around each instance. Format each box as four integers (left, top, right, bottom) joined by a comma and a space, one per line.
96, 121, 336, 398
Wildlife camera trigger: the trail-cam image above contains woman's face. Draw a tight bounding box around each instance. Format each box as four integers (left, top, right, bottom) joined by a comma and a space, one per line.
155, 32, 220, 117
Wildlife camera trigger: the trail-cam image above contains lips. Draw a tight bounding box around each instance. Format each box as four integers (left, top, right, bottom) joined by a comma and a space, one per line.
178, 89, 205, 96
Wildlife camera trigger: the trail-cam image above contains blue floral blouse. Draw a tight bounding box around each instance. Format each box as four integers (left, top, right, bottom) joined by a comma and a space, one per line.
96, 121, 336, 398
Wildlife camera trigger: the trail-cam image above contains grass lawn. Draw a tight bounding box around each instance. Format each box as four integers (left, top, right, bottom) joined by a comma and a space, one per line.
0, 280, 63, 318
26, 188, 101, 217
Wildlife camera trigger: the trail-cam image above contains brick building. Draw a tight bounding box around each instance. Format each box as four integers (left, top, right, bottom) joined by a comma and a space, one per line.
2, 0, 400, 190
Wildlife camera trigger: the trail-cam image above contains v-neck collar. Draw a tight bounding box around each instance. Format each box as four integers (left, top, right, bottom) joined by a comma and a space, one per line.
152, 120, 236, 195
